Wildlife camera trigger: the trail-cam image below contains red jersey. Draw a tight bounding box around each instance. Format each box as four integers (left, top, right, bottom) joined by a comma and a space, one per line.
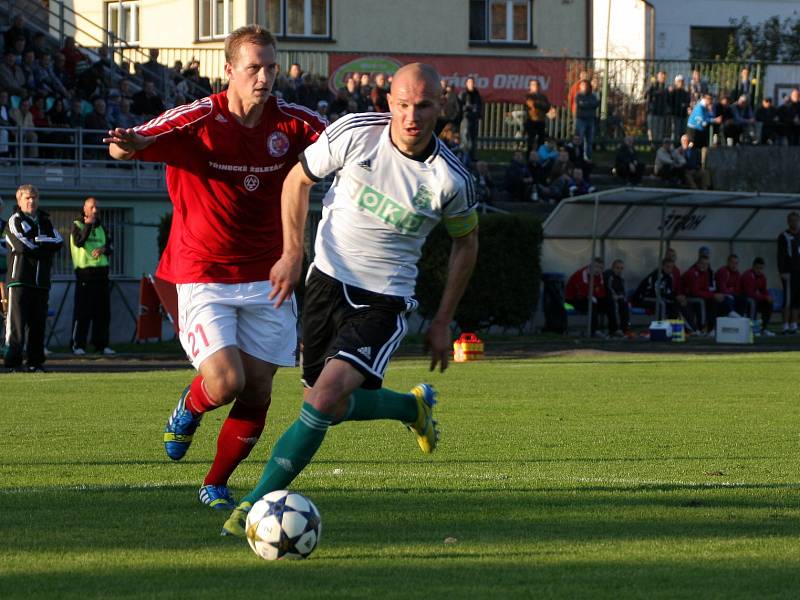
682, 264, 714, 298
134, 92, 326, 284
741, 268, 771, 302
715, 266, 741, 295
565, 266, 606, 301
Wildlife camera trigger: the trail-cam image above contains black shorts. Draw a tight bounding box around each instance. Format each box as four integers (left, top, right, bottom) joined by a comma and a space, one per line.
301, 267, 417, 389
782, 272, 800, 310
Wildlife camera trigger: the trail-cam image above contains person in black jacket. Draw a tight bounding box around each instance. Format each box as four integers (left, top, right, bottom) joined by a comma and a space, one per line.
646, 70, 670, 146
458, 76, 482, 161
614, 136, 644, 184
632, 257, 681, 319
3, 184, 63, 372
523, 79, 550, 155
603, 259, 630, 336
574, 79, 599, 161
777, 211, 800, 334
668, 74, 691, 142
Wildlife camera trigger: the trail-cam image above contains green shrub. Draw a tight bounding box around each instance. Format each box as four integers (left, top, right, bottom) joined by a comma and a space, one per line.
416, 214, 542, 331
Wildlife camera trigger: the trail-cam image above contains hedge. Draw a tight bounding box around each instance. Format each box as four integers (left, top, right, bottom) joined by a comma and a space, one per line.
415, 214, 542, 331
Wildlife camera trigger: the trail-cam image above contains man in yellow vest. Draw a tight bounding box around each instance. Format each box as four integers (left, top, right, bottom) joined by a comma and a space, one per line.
70, 197, 115, 355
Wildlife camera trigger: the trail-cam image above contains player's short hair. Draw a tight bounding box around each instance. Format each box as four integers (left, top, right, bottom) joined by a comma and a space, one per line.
753, 257, 765, 266
225, 25, 276, 64
728, 254, 738, 260
16, 183, 39, 201
788, 211, 800, 221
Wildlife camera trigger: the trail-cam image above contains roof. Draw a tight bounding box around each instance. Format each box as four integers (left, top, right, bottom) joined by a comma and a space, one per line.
542, 187, 800, 244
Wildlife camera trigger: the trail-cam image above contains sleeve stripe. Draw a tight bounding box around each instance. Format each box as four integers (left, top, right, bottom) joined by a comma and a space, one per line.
438, 145, 477, 208
325, 112, 389, 137
299, 152, 324, 183
276, 98, 329, 134
8, 215, 35, 250
133, 97, 214, 138
326, 113, 391, 142
328, 118, 390, 144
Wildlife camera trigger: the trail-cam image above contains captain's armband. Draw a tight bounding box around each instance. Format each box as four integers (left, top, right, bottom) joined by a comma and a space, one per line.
444, 211, 478, 238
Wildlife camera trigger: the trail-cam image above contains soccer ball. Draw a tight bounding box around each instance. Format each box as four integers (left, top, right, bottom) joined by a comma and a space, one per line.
245, 490, 322, 561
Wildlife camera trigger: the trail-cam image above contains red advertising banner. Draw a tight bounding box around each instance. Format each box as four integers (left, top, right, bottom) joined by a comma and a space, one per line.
329, 54, 568, 105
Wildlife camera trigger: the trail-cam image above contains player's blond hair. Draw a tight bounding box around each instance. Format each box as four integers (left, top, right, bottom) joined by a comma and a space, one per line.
16, 183, 39, 201
225, 25, 276, 64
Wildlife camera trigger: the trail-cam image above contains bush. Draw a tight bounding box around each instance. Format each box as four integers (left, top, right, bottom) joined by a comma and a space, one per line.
416, 214, 542, 331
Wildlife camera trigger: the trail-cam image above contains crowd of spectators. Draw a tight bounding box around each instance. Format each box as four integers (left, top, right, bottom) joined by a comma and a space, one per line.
561, 219, 800, 339
0, 15, 213, 161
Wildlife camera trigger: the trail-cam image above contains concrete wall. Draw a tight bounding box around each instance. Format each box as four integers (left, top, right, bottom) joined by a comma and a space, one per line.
706, 146, 800, 194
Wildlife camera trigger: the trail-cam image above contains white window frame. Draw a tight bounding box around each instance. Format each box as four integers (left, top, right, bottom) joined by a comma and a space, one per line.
283, 0, 330, 38
198, 0, 233, 41
256, 0, 284, 36
107, 1, 140, 46
471, 0, 532, 45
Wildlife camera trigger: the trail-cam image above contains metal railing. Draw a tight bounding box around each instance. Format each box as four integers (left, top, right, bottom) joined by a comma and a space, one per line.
0, 125, 166, 191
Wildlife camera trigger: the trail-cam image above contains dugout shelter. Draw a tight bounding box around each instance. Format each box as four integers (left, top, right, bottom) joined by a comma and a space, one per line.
541, 188, 800, 332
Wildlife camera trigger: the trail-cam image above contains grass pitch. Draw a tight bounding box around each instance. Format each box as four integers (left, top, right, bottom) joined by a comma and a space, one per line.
1, 352, 799, 599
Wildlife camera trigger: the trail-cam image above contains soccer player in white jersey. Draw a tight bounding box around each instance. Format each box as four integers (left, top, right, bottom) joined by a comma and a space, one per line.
222, 63, 479, 536
104, 26, 326, 511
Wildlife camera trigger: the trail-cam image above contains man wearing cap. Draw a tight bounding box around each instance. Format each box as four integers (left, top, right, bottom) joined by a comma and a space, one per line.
668, 74, 691, 142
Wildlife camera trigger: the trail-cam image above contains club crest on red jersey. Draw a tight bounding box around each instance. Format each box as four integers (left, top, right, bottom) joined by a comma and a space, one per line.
244, 174, 260, 191
267, 131, 290, 157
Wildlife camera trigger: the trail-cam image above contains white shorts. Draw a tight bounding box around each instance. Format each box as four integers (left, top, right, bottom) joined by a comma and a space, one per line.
177, 281, 298, 370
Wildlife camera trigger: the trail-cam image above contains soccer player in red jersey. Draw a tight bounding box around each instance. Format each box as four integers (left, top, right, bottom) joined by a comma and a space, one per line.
103, 26, 326, 510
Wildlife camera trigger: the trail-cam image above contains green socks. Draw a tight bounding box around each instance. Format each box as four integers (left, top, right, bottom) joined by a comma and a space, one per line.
339, 388, 418, 424
241, 403, 332, 504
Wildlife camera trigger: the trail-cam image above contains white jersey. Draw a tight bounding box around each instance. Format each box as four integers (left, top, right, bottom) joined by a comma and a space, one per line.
301, 113, 477, 297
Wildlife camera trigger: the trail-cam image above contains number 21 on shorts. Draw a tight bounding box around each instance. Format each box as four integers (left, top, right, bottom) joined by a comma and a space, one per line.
187, 323, 209, 357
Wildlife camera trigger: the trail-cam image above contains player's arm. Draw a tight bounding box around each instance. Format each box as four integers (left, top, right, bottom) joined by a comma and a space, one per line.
104, 127, 156, 160
426, 221, 479, 373
268, 162, 316, 308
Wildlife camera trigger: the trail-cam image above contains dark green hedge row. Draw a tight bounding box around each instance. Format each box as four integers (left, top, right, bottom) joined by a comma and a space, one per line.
416, 214, 542, 331
158, 211, 543, 331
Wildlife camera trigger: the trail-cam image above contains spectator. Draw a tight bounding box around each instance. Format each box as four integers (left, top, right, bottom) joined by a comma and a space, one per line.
778, 88, 800, 146
83, 98, 110, 160
436, 82, 459, 134
756, 97, 779, 145
9, 36, 27, 65
0, 50, 26, 96
30, 32, 48, 60
632, 256, 684, 320
20, 49, 37, 92
132, 79, 166, 120
105, 88, 122, 125
526, 150, 546, 199
473, 160, 495, 206
61, 36, 89, 79
523, 79, 550, 155
118, 78, 134, 100
667, 74, 692, 143
645, 70, 670, 146
713, 95, 734, 145
741, 257, 774, 336
683, 253, 735, 334
679, 134, 710, 190
568, 68, 589, 115
777, 211, 800, 334
732, 67, 756, 108
687, 93, 720, 150
141, 48, 167, 89
0, 91, 12, 159
46, 97, 71, 158
574, 79, 599, 161
113, 97, 139, 129
4, 15, 32, 52
665, 247, 690, 316
3, 184, 63, 372
565, 257, 611, 337
654, 138, 686, 184
565, 133, 592, 180
68, 97, 86, 128
727, 94, 756, 144
70, 197, 115, 356
77, 61, 107, 100
504, 150, 532, 202
341, 76, 367, 112
35, 53, 70, 98
459, 76, 482, 161
568, 167, 595, 197
52, 52, 73, 92
715, 254, 742, 314
537, 137, 559, 174
603, 259, 631, 336
371, 72, 390, 113
10, 97, 38, 158
688, 69, 708, 105
614, 135, 644, 184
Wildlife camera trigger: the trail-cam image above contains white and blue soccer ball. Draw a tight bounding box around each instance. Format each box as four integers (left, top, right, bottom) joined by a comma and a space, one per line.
245, 490, 322, 561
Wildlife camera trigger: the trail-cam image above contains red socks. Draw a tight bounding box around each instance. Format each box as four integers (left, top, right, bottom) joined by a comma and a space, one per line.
185, 375, 220, 416
203, 401, 268, 487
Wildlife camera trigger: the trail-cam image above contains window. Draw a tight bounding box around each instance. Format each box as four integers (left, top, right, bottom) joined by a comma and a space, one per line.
107, 1, 140, 46
256, 0, 330, 38
470, 0, 531, 45
690, 26, 735, 60
49, 208, 128, 277
199, 0, 233, 41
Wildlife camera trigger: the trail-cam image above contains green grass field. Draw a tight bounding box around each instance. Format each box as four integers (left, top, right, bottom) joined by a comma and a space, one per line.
2, 352, 799, 599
